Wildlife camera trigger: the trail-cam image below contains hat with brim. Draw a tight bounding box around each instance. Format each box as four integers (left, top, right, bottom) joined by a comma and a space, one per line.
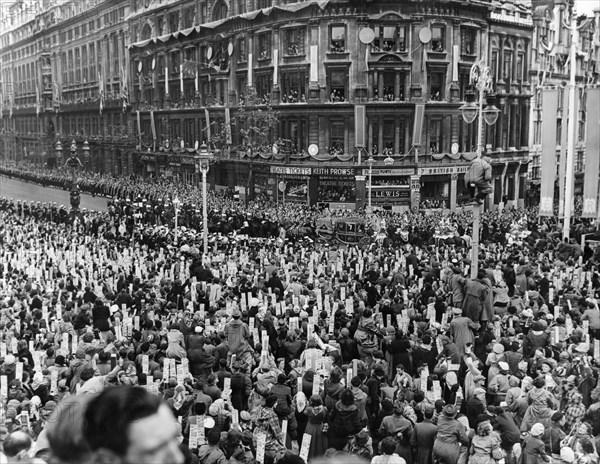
443, 404, 457, 418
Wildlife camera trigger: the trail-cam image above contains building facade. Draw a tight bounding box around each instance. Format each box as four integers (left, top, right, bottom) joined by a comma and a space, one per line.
1, 0, 537, 211
527, 0, 600, 210
0, 0, 133, 174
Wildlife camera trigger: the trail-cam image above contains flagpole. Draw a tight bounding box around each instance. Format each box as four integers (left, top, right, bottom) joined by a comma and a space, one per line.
563, 9, 587, 239
562, 18, 576, 239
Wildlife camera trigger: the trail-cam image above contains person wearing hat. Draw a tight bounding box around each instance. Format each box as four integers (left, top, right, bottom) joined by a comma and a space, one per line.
378, 400, 413, 463
523, 320, 550, 358
555, 447, 575, 464
448, 307, 480, 358
461, 269, 489, 323
542, 411, 566, 457
488, 361, 515, 405
466, 387, 487, 429
520, 423, 550, 464
485, 343, 506, 385
410, 406, 437, 464
432, 404, 469, 464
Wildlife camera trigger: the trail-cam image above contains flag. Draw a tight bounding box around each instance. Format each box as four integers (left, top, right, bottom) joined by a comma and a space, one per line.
98, 72, 104, 115
539, 88, 558, 216
35, 82, 41, 116
9, 83, 13, 119
180, 64, 183, 93
582, 88, 600, 218
120, 63, 129, 112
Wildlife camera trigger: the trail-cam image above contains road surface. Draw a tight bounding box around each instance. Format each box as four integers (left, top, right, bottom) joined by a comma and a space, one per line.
0, 176, 108, 211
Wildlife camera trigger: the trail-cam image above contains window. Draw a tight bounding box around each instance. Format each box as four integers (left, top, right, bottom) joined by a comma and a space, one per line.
183, 8, 194, 29
113, 35, 119, 78
169, 12, 179, 33
237, 0, 246, 15
281, 119, 306, 153
284, 28, 305, 56
257, 33, 272, 60
256, 73, 272, 103
237, 74, 247, 101
459, 119, 477, 153
371, 25, 407, 52
330, 120, 344, 155
431, 26, 445, 52
429, 70, 445, 101
89, 43, 95, 80
256, 0, 272, 8
330, 26, 346, 53
382, 72, 395, 101
429, 118, 443, 154
503, 51, 513, 82
328, 69, 348, 102
397, 26, 407, 52
213, 1, 228, 21
82, 46, 88, 82
461, 28, 476, 54
68, 50, 74, 83
237, 38, 247, 62
184, 119, 194, 146
516, 53, 525, 82
459, 70, 472, 101
491, 50, 499, 83
281, 69, 307, 103
383, 120, 394, 155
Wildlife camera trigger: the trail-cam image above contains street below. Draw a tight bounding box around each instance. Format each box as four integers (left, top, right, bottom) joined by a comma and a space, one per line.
0, 175, 108, 211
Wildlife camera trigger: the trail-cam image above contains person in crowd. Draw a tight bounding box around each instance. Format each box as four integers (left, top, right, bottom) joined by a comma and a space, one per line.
1, 164, 600, 464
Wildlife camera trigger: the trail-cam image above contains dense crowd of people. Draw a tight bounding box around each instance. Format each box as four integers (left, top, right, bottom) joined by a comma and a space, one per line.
0, 163, 599, 464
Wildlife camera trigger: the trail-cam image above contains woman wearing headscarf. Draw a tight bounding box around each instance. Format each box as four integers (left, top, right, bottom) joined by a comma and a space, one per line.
520, 422, 550, 464
432, 405, 469, 464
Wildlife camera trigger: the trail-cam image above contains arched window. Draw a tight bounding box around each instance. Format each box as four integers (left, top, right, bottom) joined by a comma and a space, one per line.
140, 23, 152, 40
213, 1, 228, 21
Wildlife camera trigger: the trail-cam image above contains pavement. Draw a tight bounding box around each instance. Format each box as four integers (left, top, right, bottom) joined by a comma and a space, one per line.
0, 175, 109, 211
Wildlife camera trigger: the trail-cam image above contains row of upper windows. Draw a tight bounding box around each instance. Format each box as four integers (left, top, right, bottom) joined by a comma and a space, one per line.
150, 24, 483, 66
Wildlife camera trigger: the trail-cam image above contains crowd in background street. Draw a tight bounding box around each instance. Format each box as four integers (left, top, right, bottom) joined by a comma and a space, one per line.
0, 163, 599, 464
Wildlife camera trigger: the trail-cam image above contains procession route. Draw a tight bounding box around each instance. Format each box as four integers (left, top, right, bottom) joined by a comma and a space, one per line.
0, 175, 109, 211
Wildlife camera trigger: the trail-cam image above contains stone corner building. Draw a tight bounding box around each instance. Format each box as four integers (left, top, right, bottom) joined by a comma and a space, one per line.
0, 0, 540, 210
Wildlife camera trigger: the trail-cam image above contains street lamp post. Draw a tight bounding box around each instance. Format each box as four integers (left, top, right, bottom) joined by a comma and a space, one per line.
173, 196, 181, 245
196, 143, 213, 255
66, 139, 83, 213
459, 61, 500, 279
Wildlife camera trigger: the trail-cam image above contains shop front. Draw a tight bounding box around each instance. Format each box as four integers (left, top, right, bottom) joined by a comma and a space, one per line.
313, 167, 357, 210
362, 167, 414, 213
269, 166, 313, 204
417, 165, 470, 210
